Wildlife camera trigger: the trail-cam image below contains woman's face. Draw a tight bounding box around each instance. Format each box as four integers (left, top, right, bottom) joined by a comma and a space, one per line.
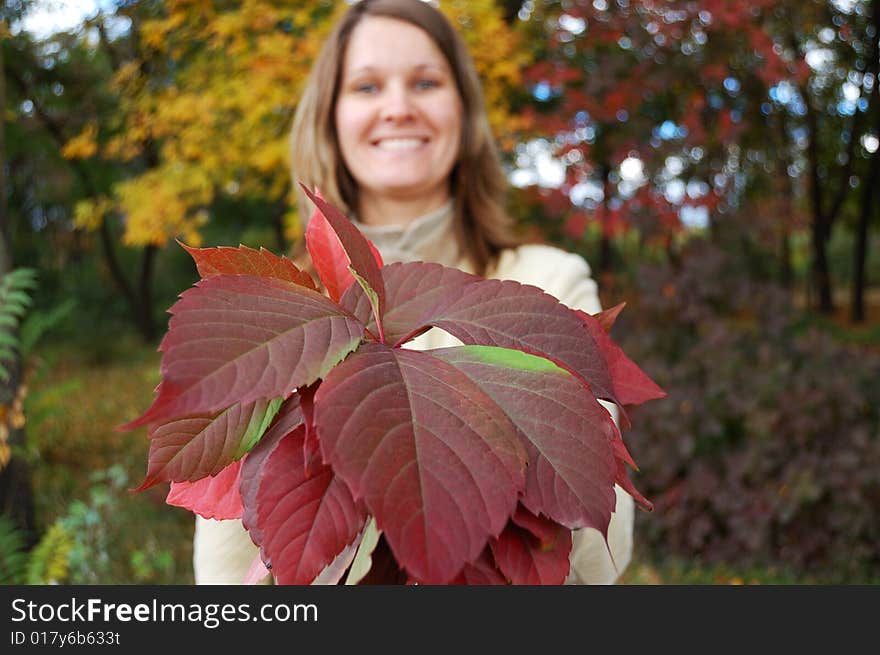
334, 16, 463, 215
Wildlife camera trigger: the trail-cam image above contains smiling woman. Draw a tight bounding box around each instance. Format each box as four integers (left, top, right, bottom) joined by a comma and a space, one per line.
334, 17, 462, 226
192, 0, 639, 586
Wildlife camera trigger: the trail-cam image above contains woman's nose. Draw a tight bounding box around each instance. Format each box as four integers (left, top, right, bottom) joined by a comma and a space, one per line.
380, 83, 415, 122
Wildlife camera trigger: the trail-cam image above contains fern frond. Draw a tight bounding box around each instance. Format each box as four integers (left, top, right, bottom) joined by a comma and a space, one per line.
25, 521, 73, 584
0, 514, 28, 584
0, 268, 39, 382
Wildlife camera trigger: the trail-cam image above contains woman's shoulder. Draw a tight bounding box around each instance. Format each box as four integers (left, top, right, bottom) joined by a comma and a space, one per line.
492, 243, 601, 313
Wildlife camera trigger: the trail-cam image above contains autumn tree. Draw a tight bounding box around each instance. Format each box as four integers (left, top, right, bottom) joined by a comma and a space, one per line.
516, 1, 739, 273
60, 0, 527, 341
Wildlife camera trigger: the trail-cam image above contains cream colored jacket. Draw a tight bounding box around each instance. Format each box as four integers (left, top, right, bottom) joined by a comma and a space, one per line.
193, 243, 634, 585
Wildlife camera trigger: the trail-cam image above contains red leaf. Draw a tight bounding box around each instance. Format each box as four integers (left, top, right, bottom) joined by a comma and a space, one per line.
119, 275, 364, 429
575, 309, 666, 407
297, 383, 322, 478
136, 397, 282, 490
450, 549, 508, 585
240, 396, 304, 548
340, 262, 618, 406
301, 185, 385, 309
490, 510, 572, 585
431, 345, 617, 533
510, 504, 559, 545
165, 459, 244, 520
614, 456, 653, 512
179, 242, 317, 291
313, 343, 528, 584
356, 535, 408, 585
250, 425, 367, 585
593, 302, 625, 333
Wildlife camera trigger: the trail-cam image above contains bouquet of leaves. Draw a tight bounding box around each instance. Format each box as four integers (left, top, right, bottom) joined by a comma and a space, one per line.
121, 187, 665, 585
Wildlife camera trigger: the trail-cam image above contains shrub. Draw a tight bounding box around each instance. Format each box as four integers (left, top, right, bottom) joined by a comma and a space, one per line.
617, 237, 880, 582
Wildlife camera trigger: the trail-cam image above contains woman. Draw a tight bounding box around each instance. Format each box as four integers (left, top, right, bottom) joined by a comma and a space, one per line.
194, 0, 634, 585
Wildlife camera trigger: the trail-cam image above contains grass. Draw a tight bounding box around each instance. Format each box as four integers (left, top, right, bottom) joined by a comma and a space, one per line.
24, 334, 194, 584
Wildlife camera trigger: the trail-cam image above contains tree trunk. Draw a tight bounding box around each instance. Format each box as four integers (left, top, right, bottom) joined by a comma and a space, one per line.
597, 162, 613, 274
804, 99, 834, 314
272, 203, 288, 255
777, 114, 794, 289
850, 0, 880, 323
0, 38, 37, 548
137, 245, 158, 342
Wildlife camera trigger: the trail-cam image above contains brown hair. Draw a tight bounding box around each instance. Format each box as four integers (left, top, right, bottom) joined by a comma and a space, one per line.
289, 0, 522, 275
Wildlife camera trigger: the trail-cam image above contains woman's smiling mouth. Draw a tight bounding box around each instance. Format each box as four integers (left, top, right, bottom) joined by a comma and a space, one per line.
373, 137, 428, 151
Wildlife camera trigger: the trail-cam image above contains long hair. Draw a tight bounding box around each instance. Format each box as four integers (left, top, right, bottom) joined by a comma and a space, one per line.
289, 0, 522, 275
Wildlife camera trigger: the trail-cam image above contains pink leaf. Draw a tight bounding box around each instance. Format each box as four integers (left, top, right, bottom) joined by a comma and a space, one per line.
120, 275, 364, 429
313, 343, 528, 584
250, 425, 367, 585
243, 553, 271, 585
165, 459, 244, 520
179, 242, 317, 291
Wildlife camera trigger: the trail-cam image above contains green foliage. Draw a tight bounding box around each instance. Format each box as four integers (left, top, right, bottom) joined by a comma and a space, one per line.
0, 514, 30, 584
619, 236, 880, 583
0, 513, 74, 585
19, 298, 77, 356
57, 465, 180, 584
25, 521, 74, 584
0, 268, 37, 381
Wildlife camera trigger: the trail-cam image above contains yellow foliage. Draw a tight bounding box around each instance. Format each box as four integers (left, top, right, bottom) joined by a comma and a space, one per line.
116, 166, 211, 247
79, 0, 530, 250
73, 196, 114, 231
61, 123, 99, 160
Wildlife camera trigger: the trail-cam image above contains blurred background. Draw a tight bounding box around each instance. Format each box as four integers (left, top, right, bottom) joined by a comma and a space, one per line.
1, 0, 878, 585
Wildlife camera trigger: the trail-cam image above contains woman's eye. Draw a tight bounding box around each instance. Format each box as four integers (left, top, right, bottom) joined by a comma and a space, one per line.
353, 82, 378, 93
415, 79, 439, 90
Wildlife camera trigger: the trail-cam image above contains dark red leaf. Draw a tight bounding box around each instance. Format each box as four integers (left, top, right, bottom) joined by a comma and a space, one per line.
297, 383, 322, 478
510, 504, 564, 546
240, 396, 304, 548
179, 242, 317, 290
449, 548, 508, 585
165, 459, 244, 520
355, 535, 408, 585
431, 345, 617, 532
250, 425, 367, 585
614, 457, 654, 512
120, 275, 364, 429
136, 397, 282, 490
340, 262, 619, 406
490, 509, 572, 585
313, 342, 528, 584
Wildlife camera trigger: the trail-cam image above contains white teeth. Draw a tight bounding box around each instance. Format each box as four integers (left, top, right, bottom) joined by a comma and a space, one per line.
376, 138, 423, 151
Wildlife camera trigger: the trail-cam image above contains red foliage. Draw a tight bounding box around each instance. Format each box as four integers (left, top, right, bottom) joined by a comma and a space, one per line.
122, 194, 664, 584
